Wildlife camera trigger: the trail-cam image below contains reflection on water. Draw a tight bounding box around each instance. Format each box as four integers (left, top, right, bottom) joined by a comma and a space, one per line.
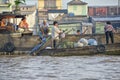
0, 55, 120, 80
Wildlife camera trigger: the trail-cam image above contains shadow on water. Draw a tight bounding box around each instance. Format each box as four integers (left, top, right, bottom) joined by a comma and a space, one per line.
0, 55, 120, 80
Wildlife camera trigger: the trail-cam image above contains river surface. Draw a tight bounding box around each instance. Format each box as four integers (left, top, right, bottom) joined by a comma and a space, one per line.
0, 55, 120, 80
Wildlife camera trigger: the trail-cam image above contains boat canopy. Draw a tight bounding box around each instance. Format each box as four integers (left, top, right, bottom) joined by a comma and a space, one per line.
0, 13, 26, 19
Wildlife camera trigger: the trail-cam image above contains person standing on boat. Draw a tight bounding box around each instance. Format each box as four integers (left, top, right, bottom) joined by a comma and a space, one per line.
39, 20, 50, 36
18, 17, 29, 32
52, 21, 62, 48
104, 21, 115, 44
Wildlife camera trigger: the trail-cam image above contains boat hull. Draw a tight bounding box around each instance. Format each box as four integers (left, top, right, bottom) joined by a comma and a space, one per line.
38, 43, 120, 56
0, 33, 120, 56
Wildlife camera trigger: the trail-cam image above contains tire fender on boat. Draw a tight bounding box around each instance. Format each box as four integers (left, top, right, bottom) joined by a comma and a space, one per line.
96, 45, 106, 53
4, 42, 15, 52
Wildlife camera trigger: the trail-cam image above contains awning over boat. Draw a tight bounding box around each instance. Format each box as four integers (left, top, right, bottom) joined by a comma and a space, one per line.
0, 13, 26, 19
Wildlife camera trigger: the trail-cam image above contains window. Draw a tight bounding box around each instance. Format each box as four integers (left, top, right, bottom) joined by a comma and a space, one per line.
110, 8, 114, 12
95, 8, 107, 16
110, 7, 117, 15
44, 0, 56, 9
1, 0, 10, 4
73, 5, 77, 11
119, 7, 120, 14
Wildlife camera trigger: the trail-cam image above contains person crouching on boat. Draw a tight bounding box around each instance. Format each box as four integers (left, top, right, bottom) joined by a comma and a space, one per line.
104, 21, 115, 44
52, 21, 62, 48
76, 28, 88, 35
76, 30, 81, 35
18, 17, 29, 32
40, 20, 50, 37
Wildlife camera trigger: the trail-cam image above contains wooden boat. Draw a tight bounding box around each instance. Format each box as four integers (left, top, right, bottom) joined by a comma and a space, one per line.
1, 32, 120, 56
37, 33, 120, 56
0, 32, 120, 56
39, 43, 120, 56
0, 13, 42, 55
0, 13, 120, 56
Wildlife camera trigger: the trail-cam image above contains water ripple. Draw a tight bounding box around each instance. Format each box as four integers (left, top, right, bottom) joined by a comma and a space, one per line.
0, 56, 120, 80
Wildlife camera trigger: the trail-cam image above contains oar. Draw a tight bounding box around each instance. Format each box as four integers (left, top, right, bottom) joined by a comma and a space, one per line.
82, 27, 88, 35
29, 37, 46, 55
29, 29, 46, 55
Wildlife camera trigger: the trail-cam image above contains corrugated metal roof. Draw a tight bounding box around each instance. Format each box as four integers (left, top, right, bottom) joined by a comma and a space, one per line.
48, 9, 68, 14
19, 4, 36, 8
92, 17, 120, 22
17, 9, 36, 15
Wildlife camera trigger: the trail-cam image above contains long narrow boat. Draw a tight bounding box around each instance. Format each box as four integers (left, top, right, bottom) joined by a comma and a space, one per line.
0, 33, 120, 56
35, 33, 120, 56
1, 13, 120, 56
0, 13, 41, 55
39, 43, 120, 56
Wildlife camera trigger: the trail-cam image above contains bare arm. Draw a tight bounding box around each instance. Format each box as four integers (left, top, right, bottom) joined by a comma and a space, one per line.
19, 21, 24, 28
112, 27, 116, 33
56, 28, 62, 34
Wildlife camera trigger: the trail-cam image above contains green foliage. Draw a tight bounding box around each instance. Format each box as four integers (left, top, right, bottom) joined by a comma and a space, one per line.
8, 3, 12, 7
58, 40, 74, 49
8, 0, 26, 10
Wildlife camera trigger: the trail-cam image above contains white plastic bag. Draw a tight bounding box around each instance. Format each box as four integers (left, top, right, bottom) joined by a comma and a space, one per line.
60, 33, 65, 38
79, 38, 88, 46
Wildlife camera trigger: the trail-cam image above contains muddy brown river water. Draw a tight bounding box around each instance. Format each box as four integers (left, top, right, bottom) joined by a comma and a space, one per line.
0, 55, 120, 80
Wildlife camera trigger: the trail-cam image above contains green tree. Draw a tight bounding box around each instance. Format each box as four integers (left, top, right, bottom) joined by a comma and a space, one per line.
8, 0, 26, 10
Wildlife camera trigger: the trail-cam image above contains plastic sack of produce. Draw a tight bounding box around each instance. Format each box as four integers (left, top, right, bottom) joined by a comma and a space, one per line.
67, 42, 74, 48
74, 43, 78, 48
79, 38, 88, 46
60, 33, 65, 38
88, 39, 98, 46
77, 42, 84, 47
18, 28, 24, 33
